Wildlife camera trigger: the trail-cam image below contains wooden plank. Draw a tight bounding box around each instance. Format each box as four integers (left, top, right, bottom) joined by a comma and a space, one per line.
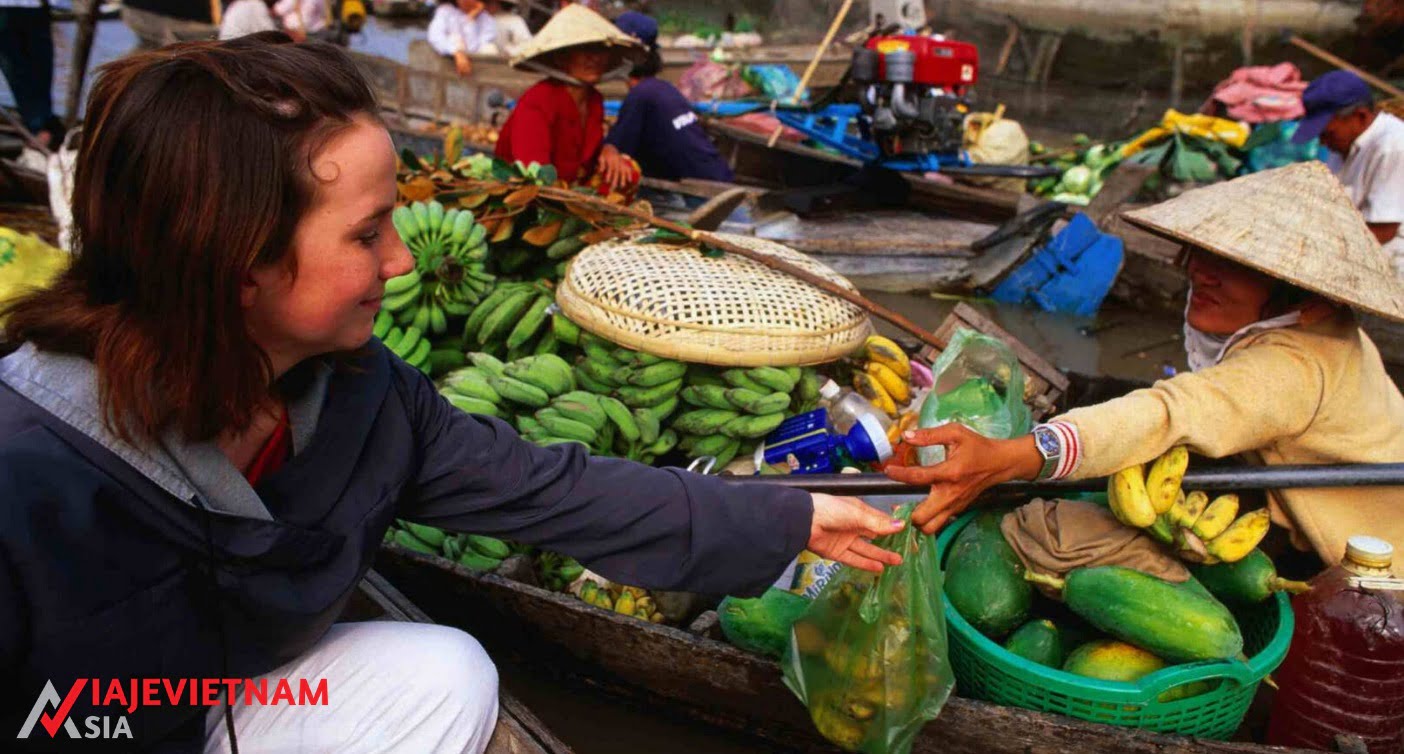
1085, 164, 1157, 229
373, 547, 1321, 754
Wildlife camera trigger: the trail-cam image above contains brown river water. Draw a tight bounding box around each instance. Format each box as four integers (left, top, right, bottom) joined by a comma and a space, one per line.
11, 17, 1188, 754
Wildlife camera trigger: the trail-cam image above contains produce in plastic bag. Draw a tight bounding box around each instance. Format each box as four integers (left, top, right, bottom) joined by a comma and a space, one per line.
782, 506, 954, 753
0, 228, 67, 326
917, 329, 1032, 465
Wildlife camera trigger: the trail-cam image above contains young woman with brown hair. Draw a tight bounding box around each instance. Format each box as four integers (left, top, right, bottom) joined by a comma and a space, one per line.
0, 33, 901, 752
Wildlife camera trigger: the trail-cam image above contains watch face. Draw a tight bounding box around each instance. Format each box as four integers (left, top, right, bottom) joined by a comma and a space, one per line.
1035, 429, 1060, 456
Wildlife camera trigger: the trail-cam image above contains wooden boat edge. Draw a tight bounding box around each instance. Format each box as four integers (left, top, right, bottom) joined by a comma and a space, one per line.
372, 546, 1322, 754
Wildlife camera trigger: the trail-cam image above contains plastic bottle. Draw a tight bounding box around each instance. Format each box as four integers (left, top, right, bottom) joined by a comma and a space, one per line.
818, 379, 893, 434
1265, 536, 1404, 753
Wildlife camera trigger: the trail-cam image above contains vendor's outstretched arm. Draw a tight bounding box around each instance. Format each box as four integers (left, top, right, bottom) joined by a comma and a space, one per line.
887, 332, 1324, 533
392, 360, 899, 595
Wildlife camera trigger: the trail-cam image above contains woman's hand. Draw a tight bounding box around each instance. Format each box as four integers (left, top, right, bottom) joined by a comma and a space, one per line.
596, 144, 633, 191
883, 425, 1043, 535
807, 493, 906, 573
454, 51, 473, 77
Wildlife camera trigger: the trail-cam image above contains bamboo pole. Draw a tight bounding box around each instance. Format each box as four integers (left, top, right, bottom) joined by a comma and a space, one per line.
766, 0, 855, 148
1288, 35, 1404, 100
532, 184, 947, 350
65, 0, 100, 126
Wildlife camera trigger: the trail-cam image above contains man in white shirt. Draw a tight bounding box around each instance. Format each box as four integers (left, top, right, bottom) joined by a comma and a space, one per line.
220, 0, 279, 40
273, 0, 329, 43
1294, 71, 1404, 276
428, 0, 498, 76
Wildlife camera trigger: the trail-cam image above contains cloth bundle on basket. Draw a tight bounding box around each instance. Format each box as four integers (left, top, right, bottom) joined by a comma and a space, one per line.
1000, 499, 1189, 599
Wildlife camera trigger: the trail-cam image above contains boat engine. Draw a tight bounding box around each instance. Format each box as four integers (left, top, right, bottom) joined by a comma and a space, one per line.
849, 35, 979, 159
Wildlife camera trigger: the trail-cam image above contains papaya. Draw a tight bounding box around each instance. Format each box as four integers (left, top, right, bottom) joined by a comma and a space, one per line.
717, 588, 812, 658
944, 511, 1031, 639
1003, 619, 1063, 668
1064, 640, 1212, 703
1188, 548, 1310, 606
1026, 566, 1243, 663
1063, 639, 1165, 682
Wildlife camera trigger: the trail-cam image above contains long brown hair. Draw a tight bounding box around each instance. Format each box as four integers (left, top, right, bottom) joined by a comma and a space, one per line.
3, 32, 379, 444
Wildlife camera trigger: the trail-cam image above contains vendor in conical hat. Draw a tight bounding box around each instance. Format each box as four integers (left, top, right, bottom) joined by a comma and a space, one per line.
886, 161, 1404, 569
493, 5, 644, 189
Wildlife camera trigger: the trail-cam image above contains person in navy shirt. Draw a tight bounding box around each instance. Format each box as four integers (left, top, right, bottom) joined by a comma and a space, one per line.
597, 12, 735, 185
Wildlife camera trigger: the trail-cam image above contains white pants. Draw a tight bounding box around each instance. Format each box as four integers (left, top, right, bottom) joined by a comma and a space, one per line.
204, 622, 499, 753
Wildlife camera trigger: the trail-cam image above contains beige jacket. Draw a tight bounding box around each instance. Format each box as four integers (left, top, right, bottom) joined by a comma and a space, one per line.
1057, 310, 1404, 565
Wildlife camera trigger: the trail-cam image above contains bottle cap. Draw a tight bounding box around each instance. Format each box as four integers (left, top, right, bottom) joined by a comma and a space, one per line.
819, 379, 841, 400
1345, 535, 1393, 569
848, 413, 894, 462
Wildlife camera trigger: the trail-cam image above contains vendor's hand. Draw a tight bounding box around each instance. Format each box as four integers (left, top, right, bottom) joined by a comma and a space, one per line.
596, 144, 633, 191
884, 426, 1042, 535
807, 493, 906, 573
454, 51, 473, 77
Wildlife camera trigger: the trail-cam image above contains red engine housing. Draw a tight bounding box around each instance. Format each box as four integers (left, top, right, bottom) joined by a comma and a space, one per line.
862, 35, 979, 93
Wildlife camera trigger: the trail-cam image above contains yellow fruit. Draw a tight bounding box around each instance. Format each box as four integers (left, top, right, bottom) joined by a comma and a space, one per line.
865, 361, 910, 404
1205, 508, 1272, 563
1170, 490, 1209, 528
1107, 464, 1157, 528
853, 372, 898, 418
1191, 494, 1240, 540
863, 335, 910, 380
1145, 446, 1189, 515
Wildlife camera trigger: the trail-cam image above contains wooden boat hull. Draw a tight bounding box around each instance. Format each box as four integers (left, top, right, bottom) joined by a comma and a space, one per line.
372, 546, 1317, 754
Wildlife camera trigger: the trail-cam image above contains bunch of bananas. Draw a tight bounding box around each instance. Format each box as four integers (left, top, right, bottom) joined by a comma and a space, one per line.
573, 332, 688, 413
461, 281, 560, 362
1108, 446, 1272, 564
495, 209, 591, 276
851, 335, 913, 419
537, 550, 585, 592
385, 200, 495, 337
374, 313, 433, 374
578, 581, 666, 623
439, 352, 576, 420
384, 520, 512, 572
672, 365, 815, 469
519, 390, 680, 460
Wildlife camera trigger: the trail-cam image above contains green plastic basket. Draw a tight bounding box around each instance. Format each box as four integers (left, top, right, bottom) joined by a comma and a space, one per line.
935, 510, 1293, 739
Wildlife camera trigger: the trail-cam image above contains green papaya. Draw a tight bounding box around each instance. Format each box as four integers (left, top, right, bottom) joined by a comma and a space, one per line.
1188, 549, 1310, 606
1026, 566, 1243, 663
944, 511, 1031, 639
1063, 639, 1164, 682
1003, 619, 1063, 668
716, 588, 811, 658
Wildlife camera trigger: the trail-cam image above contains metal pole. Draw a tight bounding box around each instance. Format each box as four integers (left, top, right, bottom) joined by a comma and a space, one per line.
718, 463, 1404, 496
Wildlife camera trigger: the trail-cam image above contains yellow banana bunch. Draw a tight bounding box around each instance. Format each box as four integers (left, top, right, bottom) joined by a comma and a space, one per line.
852, 335, 913, 419
1111, 447, 1272, 563
862, 335, 910, 380
1107, 464, 1157, 528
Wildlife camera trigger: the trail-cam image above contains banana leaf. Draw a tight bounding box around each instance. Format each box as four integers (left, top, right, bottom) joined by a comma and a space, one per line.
1168, 133, 1220, 183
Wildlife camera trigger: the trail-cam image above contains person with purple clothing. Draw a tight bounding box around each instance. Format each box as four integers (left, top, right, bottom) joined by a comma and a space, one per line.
596, 11, 735, 185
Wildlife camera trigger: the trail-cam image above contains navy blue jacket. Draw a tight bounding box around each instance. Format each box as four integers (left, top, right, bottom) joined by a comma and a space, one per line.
605, 77, 735, 182
0, 341, 812, 751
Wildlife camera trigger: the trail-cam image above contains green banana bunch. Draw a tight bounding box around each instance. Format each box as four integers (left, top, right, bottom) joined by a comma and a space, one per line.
383, 521, 511, 572
378, 317, 433, 374
438, 365, 506, 418
461, 282, 560, 360
668, 365, 810, 471
385, 201, 495, 337
577, 581, 666, 623
537, 550, 586, 592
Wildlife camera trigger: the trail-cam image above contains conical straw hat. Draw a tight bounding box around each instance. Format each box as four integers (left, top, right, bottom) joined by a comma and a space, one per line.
1121, 161, 1404, 322
511, 5, 643, 71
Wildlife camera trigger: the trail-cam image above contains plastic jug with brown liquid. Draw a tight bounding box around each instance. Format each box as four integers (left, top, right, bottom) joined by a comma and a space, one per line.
1265, 536, 1404, 753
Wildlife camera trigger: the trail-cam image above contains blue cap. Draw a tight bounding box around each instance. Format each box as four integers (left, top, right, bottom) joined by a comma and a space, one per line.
1292, 70, 1373, 144
613, 11, 657, 49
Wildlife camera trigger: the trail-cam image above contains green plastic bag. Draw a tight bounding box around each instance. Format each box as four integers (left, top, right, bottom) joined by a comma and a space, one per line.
916, 328, 1032, 465
782, 507, 954, 753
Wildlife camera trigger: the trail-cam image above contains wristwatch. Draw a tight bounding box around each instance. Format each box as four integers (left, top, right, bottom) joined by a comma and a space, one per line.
1030, 424, 1064, 481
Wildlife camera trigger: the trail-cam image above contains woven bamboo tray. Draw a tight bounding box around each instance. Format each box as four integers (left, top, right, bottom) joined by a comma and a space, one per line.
556, 232, 873, 367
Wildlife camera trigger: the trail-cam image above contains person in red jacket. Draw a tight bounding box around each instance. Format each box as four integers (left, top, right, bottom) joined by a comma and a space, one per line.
494, 4, 641, 191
